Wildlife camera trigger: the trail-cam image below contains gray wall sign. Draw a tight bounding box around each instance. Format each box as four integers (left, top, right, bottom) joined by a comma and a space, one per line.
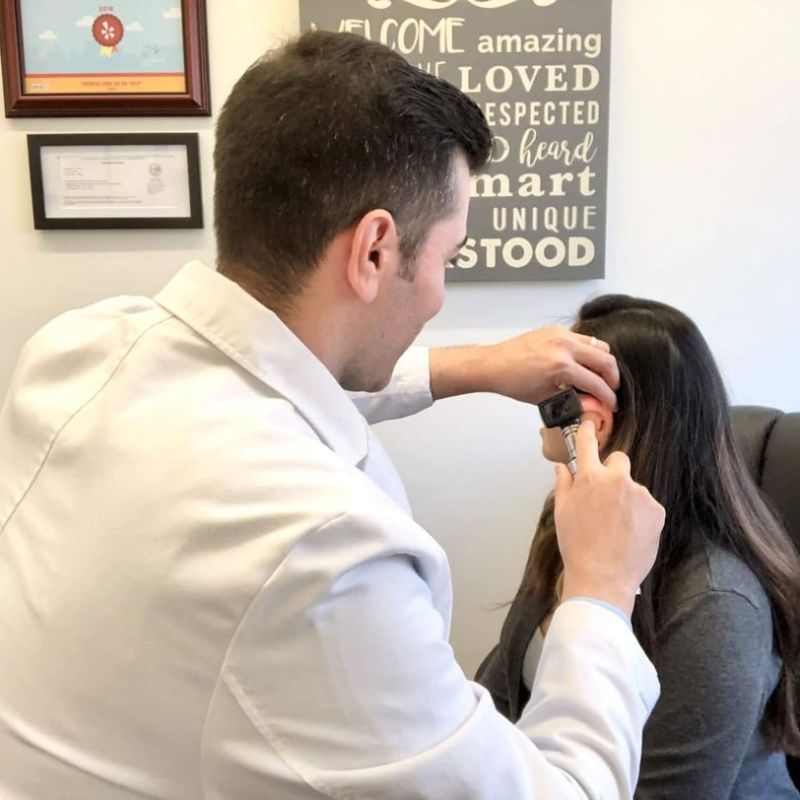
299, 0, 612, 282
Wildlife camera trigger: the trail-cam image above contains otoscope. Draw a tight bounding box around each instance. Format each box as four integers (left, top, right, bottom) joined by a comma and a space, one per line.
539, 387, 582, 475
541, 387, 643, 595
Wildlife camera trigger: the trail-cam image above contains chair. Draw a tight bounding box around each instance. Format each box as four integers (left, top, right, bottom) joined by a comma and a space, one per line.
730, 405, 800, 790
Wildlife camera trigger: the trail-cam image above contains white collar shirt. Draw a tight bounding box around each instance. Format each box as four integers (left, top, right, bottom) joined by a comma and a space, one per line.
0, 262, 658, 799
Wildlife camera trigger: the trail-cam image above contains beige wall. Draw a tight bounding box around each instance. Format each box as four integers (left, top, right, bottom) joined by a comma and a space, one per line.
1, 1, 799, 676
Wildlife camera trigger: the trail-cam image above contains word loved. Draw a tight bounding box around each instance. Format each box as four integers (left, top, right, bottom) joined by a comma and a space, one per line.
459, 64, 599, 94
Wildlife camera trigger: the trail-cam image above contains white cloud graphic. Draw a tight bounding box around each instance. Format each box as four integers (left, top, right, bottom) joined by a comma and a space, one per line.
127, 22, 144, 32
163, 7, 181, 19
38, 30, 57, 40
76, 15, 93, 28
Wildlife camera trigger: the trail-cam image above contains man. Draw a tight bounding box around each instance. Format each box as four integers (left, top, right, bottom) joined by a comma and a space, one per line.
0, 31, 664, 799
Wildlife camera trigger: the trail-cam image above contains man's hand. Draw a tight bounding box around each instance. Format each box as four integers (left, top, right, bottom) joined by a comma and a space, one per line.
429, 327, 619, 409
554, 421, 665, 617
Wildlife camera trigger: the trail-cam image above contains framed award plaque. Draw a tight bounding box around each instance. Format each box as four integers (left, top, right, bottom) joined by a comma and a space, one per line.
1, 0, 210, 116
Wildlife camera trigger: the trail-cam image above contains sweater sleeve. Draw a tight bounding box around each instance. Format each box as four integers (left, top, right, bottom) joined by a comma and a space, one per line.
635, 588, 775, 800
474, 644, 513, 720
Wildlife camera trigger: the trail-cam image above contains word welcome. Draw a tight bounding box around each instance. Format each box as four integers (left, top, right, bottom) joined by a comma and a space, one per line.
368, 0, 558, 10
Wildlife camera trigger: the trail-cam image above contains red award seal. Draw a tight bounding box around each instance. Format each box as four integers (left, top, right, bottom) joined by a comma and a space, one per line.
92, 13, 124, 53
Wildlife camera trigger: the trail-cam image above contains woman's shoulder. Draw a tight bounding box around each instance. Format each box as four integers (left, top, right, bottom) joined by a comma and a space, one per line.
653, 543, 779, 684
663, 542, 770, 616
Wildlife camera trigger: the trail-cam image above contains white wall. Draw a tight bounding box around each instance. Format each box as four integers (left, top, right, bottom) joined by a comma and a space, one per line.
1, 1, 798, 677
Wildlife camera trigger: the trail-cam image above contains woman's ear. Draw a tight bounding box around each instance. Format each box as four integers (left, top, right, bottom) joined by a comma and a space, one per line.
579, 394, 614, 449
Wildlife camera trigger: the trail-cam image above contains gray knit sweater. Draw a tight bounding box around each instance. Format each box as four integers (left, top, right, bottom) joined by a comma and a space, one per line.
634, 544, 796, 798
476, 544, 798, 798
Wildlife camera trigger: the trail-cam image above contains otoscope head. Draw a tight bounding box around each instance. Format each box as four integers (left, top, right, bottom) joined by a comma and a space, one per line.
539, 387, 582, 429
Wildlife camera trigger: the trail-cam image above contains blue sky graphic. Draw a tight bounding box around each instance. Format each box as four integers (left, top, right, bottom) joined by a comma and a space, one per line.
20, 1, 185, 74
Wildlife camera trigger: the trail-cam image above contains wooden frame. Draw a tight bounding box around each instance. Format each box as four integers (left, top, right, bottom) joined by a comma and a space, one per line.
28, 132, 203, 229
1, 1, 210, 117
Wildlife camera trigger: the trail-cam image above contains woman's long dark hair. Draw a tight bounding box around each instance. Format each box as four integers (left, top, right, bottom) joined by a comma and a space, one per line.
521, 294, 800, 755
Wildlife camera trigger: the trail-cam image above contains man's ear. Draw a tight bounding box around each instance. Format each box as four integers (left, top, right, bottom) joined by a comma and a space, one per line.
579, 394, 614, 448
346, 210, 400, 303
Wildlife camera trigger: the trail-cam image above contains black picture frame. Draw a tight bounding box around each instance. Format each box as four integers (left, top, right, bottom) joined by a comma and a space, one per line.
27, 132, 203, 230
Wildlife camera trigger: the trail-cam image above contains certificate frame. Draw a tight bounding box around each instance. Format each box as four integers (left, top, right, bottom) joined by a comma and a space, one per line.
1, 0, 210, 117
28, 132, 203, 229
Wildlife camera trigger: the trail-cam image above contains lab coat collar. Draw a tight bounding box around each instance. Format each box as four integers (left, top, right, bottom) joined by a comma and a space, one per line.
155, 261, 370, 466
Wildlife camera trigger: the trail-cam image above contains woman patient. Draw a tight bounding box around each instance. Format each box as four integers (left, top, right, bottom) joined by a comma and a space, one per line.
476, 294, 800, 799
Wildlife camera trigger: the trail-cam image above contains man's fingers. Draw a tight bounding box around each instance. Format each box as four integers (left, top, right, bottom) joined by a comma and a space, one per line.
556, 331, 619, 409
553, 463, 572, 503
574, 419, 602, 471
603, 449, 632, 475
575, 342, 620, 392
567, 364, 618, 411
579, 332, 611, 353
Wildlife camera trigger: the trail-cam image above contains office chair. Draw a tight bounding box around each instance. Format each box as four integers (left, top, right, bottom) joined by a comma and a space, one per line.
730, 405, 800, 791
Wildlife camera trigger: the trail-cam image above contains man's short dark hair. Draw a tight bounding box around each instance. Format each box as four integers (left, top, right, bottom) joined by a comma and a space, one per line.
214, 30, 492, 304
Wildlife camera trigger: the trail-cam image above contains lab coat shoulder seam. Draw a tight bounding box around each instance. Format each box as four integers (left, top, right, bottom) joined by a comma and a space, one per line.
220, 671, 340, 799
199, 510, 355, 795
0, 313, 172, 537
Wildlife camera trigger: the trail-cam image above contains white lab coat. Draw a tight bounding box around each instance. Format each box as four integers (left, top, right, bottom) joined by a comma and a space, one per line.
0, 261, 658, 799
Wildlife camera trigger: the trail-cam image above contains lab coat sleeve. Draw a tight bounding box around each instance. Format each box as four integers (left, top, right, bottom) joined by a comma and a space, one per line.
201, 505, 660, 799
348, 347, 433, 424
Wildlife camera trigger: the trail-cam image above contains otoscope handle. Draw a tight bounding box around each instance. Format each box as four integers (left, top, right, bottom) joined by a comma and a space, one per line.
560, 422, 580, 475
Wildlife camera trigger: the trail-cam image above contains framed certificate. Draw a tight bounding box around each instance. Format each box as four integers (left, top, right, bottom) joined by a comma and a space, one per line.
1, 1, 210, 116
27, 132, 203, 229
